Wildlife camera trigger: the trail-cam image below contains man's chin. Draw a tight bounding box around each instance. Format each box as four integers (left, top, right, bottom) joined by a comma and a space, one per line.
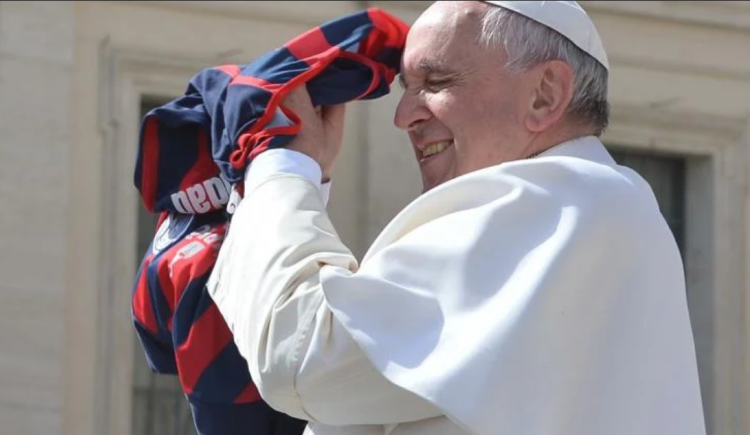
420, 175, 448, 194
417, 148, 455, 193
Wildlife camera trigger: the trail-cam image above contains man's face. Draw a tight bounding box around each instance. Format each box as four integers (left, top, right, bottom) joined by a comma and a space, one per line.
394, 2, 534, 193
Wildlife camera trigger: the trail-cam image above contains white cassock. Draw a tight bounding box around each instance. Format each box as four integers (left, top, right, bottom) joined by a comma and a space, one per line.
207, 135, 707, 435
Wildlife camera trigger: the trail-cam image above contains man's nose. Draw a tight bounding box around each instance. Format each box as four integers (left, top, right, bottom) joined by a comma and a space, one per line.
393, 91, 429, 131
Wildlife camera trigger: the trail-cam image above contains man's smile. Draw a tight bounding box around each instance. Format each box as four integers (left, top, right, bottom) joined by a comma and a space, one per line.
418, 139, 454, 165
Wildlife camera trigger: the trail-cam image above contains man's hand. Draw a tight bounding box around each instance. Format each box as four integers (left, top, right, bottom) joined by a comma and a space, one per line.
282, 85, 346, 183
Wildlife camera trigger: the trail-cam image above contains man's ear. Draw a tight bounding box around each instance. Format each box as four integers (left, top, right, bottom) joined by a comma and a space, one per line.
524, 60, 575, 133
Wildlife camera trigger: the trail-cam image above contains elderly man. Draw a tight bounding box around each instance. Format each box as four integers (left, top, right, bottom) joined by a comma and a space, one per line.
207, 1, 707, 434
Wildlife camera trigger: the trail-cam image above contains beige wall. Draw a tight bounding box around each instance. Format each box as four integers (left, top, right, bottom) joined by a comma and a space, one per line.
0, 1, 75, 434
0, 1, 748, 434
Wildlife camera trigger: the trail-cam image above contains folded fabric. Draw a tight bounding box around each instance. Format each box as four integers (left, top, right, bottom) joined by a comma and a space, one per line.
134, 7, 408, 215
130, 7, 408, 435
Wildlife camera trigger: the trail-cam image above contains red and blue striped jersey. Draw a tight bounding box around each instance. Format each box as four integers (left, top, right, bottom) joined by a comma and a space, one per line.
134, 7, 408, 215
131, 8, 408, 435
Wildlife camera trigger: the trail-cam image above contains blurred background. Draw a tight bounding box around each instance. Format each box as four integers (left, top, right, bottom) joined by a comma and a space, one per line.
1, 1, 749, 434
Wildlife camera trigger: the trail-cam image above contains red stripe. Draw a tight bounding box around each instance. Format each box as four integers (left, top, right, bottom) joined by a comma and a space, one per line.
229, 31, 343, 171
178, 129, 218, 192
230, 75, 282, 92
244, 137, 273, 162
158, 223, 226, 333
231, 102, 301, 167
168, 226, 224, 301
285, 27, 334, 66
359, 12, 386, 59
357, 9, 409, 87
132, 256, 159, 334
236, 123, 302, 165
279, 102, 301, 126
156, 256, 177, 329
213, 64, 241, 78
339, 51, 383, 100
367, 9, 410, 53
232, 182, 245, 201
176, 304, 233, 394
162, 222, 228, 394
235, 383, 261, 404
141, 117, 160, 213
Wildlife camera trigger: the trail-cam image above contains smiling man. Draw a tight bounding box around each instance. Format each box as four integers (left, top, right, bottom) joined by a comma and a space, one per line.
207, 2, 707, 435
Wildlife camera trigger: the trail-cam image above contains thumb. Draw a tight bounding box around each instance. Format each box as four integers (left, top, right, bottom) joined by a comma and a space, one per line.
282, 85, 316, 119
322, 104, 346, 149
322, 104, 346, 128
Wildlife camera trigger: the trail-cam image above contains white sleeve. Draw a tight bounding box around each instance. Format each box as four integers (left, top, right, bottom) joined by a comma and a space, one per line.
245, 148, 333, 206
207, 175, 443, 426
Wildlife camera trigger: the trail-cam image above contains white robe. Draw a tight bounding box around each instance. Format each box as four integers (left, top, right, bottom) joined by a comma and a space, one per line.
207, 135, 707, 435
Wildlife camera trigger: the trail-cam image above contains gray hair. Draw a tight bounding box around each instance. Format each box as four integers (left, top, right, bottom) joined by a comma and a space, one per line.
477, 6, 610, 135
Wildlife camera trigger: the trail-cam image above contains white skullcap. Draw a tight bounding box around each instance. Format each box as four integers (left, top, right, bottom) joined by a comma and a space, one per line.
480, 1, 609, 71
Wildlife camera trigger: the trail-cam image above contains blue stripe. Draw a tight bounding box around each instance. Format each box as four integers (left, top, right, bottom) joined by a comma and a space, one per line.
244, 48, 311, 85
319, 10, 372, 49
146, 256, 174, 341
133, 320, 178, 375
190, 340, 253, 403
187, 399, 307, 435
171, 271, 214, 347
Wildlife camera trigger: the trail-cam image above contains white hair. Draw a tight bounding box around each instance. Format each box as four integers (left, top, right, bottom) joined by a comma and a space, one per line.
478, 6, 610, 135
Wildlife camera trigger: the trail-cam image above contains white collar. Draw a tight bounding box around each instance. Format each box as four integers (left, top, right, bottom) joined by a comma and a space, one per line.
533, 135, 615, 166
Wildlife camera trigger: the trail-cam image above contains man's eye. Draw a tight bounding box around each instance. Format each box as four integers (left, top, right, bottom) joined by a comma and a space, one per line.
424, 79, 450, 92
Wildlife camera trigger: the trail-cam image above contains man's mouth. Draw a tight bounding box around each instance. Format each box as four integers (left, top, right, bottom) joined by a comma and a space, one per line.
420, 140, 453, 161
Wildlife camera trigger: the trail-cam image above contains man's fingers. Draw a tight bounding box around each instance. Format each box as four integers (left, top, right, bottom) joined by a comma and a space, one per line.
322, 104, 346, 126
283, 87, 346, 129
283, 85, 315, 116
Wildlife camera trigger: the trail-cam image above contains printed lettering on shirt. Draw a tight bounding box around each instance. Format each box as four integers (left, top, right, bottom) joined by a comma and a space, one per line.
171, 175, 233, 214
168, 225, 226, 276
168, 241, 206, 276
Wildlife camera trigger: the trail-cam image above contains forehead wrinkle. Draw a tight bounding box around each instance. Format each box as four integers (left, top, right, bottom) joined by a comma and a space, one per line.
418, 59, 452, 75
399, 57, 448, 83
399, 3, 484, 87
